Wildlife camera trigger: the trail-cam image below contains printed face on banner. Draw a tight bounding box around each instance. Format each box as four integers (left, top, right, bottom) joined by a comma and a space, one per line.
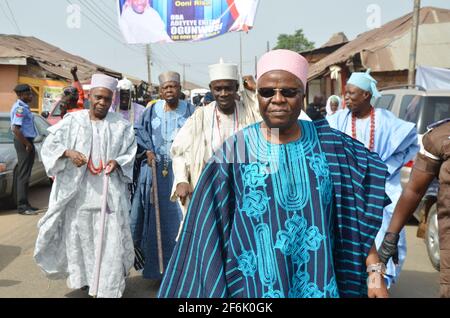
117, 0, 259, 44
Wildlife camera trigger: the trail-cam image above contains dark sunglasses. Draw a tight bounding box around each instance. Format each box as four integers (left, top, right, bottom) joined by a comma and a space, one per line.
258, 87, 302, 98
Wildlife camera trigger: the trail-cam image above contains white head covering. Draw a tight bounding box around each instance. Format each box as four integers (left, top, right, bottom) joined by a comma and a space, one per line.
158, 71, 180, 85
208, 58, 239, 82
326, 95, 343, 116
117, 77, 134, 91
91, 74, 118, 93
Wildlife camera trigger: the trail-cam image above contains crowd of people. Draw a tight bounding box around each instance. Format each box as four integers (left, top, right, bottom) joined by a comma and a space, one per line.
8, 48, 449, 298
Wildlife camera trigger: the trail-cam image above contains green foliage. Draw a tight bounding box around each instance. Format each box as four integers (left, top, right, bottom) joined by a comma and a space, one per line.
274, 29, 315, 52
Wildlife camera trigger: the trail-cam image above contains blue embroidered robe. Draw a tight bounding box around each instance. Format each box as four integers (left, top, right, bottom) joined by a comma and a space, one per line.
158, 120, 390, 298
327, 108, 419, 285
130, 100, 195, 279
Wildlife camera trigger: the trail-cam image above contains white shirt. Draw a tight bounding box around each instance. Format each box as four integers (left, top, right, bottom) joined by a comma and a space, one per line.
119, 6, 172, 44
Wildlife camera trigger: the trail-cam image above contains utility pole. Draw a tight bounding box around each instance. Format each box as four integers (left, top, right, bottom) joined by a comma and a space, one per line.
408, 0, 421, 86
146, 44, 152, 94
179, 63, 191, 88
266, 41, 270, 52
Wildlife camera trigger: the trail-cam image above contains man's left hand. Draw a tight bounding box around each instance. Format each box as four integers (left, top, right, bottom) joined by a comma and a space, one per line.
105, 160, 119, 174
367, 273, 389, 298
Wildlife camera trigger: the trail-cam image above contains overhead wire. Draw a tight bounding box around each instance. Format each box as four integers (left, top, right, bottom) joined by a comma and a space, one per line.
65, 0, 145, 57
0, 2, 16, 31
4, 0, 22, 35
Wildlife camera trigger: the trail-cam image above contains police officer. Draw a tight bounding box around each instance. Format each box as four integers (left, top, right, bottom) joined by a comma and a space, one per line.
10, 84, 38, 215
378, 118, 450, 298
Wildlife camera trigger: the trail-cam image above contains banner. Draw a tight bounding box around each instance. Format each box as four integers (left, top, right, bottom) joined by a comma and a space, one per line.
416, 65, 450, 90
118, 0, 259, 44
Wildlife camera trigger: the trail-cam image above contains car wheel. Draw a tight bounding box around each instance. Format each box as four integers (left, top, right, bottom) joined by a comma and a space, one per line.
425, 203, 440, 271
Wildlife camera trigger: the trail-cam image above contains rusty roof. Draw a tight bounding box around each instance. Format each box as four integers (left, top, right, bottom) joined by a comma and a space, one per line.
308, 6, 450, 80
0, 34, 123, 81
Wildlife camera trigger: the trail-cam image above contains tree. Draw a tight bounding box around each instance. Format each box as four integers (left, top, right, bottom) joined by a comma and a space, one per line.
274, 29, 315, 52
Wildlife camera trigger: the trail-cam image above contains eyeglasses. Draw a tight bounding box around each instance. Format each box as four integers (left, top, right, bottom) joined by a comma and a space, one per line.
257, 87, 302, 98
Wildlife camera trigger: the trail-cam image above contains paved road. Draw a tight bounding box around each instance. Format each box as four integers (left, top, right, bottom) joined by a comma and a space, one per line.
0, 184, 440, 298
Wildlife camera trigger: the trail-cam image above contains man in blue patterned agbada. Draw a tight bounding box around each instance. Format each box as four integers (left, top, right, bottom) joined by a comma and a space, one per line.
130, 71, 195, 280
158, 50, 391, 298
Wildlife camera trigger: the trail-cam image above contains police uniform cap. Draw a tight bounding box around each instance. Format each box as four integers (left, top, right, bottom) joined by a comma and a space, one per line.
14, 84, 32, 94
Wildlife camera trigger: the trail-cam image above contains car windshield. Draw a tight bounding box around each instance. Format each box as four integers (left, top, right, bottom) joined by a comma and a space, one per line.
51, 101, 63, 116
403, 96, 450, 134
0, 118, 14, 143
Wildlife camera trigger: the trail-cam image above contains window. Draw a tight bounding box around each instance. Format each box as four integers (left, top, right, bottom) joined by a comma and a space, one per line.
374, 94, 394, 110
0, 118, 13, 143
416, 97, 450, 134
398, 95, 421, 119
33, 116, 49, 136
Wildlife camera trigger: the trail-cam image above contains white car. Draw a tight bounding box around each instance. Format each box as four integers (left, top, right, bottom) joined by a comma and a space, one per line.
374, 86, 450, 270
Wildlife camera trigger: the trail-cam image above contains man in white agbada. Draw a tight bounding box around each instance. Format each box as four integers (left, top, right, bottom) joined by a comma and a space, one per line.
34, 74, 137, 298
110, 77, 146, 126
170, 60, 259, 217
119, 0, 172, 44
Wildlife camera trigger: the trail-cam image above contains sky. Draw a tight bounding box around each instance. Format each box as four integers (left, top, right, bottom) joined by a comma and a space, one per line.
1, 0, 450, 87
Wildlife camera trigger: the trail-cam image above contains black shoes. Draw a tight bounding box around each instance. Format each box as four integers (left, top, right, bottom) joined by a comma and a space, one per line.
18, 204, 40, 215
18, 209, 38, 215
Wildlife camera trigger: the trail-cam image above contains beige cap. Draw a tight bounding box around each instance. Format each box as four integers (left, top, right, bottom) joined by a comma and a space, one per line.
208, 58, 239, 82
158, 71, 180, 85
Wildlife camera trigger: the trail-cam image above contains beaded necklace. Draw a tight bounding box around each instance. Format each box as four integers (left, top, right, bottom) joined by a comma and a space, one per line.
88, 120, 104, 175
352, 106, 375, 151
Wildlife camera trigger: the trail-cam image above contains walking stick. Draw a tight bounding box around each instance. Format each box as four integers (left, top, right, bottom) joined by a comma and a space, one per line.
91, 168, 110, 298
151, 159, 164, 274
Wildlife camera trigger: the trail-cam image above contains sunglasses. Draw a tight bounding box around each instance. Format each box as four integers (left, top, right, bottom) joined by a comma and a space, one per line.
257, 87, 302, 98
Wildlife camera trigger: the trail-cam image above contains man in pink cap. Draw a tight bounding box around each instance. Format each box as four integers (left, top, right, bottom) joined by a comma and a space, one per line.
158, 50, 390, 298
34, 73, 137, 298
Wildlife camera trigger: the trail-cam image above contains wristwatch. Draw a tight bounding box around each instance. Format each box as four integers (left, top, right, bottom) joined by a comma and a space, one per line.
367, 262, 387, 276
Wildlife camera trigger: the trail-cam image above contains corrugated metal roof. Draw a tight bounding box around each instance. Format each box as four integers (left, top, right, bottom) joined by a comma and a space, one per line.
0, 34, 123, 81
308, 6, 450, 80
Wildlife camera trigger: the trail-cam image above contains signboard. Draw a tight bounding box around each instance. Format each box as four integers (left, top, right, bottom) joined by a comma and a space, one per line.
118, 0, 259, 43
42, 86, 63, 112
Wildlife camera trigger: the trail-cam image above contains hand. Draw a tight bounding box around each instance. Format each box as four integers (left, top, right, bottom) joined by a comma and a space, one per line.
146, 151, 156, 166
377, 232, 400, 265
105, 160, 118, 174
367, 272, 389, 298
65, 150, 87, 167
70, 66, 78, 76
242, 75, 256, 92
175, 182, 193, 206
25, 143, 33, 153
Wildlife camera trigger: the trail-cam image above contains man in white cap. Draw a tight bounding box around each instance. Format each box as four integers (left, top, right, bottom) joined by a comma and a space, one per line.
34, 73, 137, 298
130, 71, 195, 280
170, 59, 261, 218
159, 50, 390, 298
111, 77, 146, 126
327, 70, 419, 288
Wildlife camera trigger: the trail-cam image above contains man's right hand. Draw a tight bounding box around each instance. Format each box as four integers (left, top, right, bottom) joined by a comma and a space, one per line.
25, 142, 33, 153
65, 149, 87, 167
146, 151, 156, 166
176, 182, 193, 206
